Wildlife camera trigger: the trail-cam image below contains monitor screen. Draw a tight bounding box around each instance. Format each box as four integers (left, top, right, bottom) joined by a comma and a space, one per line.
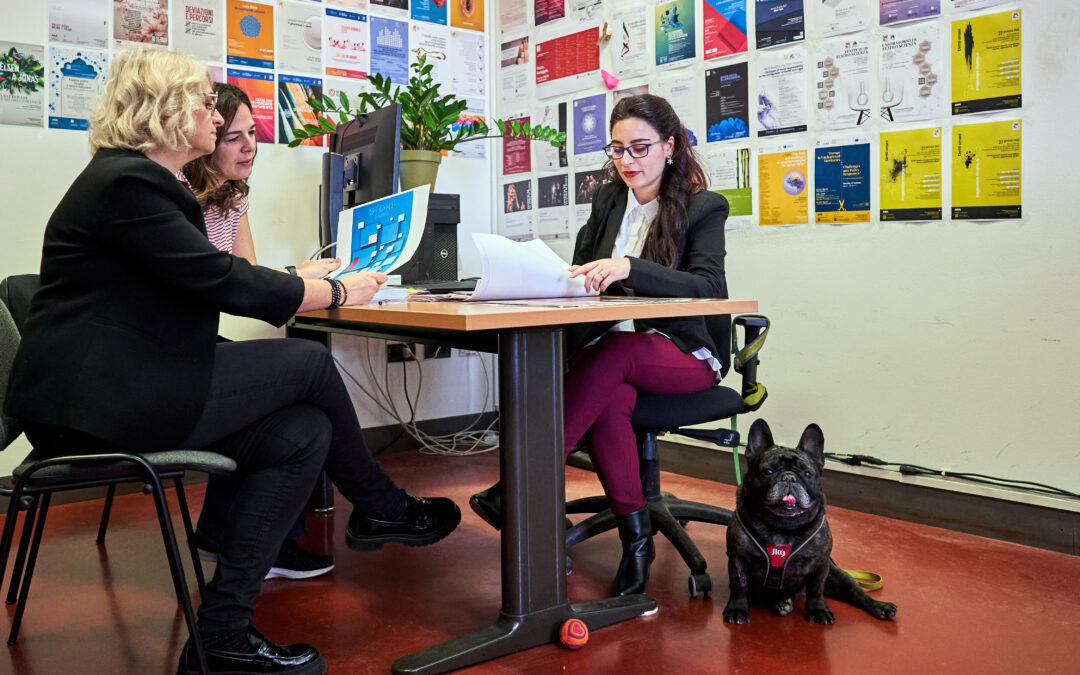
319, 103, 402, 249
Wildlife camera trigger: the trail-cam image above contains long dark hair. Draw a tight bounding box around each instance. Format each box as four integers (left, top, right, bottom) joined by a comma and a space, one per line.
182, 82, 253, 213
602, 94, 707, 268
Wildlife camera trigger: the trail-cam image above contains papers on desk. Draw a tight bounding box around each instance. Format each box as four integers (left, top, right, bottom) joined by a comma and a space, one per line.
468, 233, 597, 301
369, 285, 413, 304
326, 186, 430, 280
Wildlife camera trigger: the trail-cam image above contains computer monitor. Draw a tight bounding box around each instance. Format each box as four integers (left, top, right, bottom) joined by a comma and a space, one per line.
318, 102, 402, 249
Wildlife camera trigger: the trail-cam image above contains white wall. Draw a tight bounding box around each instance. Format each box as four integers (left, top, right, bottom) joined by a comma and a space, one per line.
502, 3, 1080, 498
0, 1, 497, 474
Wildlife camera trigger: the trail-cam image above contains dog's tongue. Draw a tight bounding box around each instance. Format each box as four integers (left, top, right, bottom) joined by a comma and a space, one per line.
782, 494, 797, 506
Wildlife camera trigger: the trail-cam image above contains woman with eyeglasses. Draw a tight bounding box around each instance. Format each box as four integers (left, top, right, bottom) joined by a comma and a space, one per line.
470, 94, 728, 596
4, 48, 460, 675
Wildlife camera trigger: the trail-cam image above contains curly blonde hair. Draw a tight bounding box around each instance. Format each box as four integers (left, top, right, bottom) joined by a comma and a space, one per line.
88, 48, 211, 155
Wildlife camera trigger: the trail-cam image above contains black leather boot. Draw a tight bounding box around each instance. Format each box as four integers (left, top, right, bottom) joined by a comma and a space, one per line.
469, 481, 503, 530
612, 508, 655, 596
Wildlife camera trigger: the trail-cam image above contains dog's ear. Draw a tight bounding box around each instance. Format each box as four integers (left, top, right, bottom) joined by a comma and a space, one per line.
746, 419, 774, 461
797, 423, 825, 470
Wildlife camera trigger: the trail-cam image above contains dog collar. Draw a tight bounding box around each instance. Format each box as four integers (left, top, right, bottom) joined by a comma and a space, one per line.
733, 509, 826, 590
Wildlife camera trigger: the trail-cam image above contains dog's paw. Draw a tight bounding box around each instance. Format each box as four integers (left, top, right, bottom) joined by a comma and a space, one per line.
869, 600, 898, 620
771, 597, 794, 616
723, 607, 750, 624
806, 607, 836, 625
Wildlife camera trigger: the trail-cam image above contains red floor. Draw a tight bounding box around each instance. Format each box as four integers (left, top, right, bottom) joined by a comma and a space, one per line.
2, 449, 1078, 674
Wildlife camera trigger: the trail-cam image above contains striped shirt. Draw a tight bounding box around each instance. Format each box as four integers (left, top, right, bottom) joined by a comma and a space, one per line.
177, 172, 248, 254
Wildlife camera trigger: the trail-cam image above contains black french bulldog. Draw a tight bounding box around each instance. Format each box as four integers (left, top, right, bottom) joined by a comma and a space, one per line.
723, 419, 898, 624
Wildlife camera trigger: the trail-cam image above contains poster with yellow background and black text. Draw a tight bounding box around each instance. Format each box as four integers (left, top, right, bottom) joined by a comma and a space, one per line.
952, 9, 1021, 115
952, 119, 1021, 220
880, 127, 942, 221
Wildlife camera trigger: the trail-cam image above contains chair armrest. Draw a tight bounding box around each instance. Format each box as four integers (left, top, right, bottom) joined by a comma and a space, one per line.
733, 314, 770, 411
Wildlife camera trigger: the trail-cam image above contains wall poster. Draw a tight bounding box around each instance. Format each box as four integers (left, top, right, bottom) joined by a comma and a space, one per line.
758, 143, 808, 225
0, 42, 45, 128
814, 137, 871, 224
879, 126, 942, 221
48, 47, 107, 131
951, 9, 1021, 115
951, 119, 1021, 220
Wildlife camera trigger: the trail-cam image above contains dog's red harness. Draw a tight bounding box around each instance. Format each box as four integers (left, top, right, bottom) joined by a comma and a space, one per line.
733, 510, 826, 590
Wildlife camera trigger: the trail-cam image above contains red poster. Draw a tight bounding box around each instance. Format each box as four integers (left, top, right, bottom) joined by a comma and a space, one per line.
703, 0, 748, 60
535, 28, 599, 85
502, 116, 531, 175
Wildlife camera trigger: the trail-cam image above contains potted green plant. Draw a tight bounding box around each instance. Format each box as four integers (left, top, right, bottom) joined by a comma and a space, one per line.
290, 53, 566, 191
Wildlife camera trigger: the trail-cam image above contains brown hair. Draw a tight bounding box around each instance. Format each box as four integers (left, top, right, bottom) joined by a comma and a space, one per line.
602, 94, 707, 268
181, 82, 253, 213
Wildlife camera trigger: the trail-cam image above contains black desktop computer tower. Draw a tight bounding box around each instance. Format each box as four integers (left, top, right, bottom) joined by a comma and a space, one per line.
391, 193, 460, 283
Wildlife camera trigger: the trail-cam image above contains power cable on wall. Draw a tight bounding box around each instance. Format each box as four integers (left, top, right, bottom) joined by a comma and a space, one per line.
334, 342, 499, 457
822, 451, 1080, 500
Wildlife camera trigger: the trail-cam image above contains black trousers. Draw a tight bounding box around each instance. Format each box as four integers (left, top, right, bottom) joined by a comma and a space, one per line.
177, 339, 405, 632
29, 338, 405, 633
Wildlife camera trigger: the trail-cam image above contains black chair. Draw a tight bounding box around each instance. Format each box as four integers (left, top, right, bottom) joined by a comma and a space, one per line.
0, 275, 235, 674
565, 314, 769, 598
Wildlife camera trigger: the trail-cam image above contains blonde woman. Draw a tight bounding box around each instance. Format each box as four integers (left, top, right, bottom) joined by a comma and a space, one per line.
4, 48, 459, 675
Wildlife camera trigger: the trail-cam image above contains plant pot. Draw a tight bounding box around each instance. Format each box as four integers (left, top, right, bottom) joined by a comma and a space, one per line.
399, 150, 442, 192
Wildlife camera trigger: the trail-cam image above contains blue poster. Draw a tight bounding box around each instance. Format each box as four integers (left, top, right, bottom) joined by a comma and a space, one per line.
705, 61, 749, 142
369, 16, 409, 85
572, 93, 607, 156
814, 143, 870, 223
655, 0, 696, 67
411, 0, 448, 25
755, 0, 804, 49
48, 47, 107, 131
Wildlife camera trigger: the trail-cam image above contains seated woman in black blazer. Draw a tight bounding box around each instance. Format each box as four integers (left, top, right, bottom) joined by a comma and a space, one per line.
470, 95, 729, 597
3, 48, 459, 675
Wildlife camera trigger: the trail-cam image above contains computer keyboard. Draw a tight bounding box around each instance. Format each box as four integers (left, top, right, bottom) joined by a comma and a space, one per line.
407, 278, 478, 293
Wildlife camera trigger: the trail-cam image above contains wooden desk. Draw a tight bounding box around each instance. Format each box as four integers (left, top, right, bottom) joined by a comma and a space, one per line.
288, 297, 758, 673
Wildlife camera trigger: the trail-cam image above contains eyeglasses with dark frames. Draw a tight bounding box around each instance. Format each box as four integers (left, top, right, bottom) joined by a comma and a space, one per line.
202, 92, 218, 112
602, 141, 661, 160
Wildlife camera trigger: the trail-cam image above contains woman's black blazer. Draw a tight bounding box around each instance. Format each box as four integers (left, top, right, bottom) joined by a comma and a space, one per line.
567, 182, 729, 359
4, 148, 304, 449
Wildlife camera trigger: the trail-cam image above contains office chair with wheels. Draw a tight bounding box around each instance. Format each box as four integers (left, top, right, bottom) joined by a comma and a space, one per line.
0, 275, 236, 674
565, 314, 769, 598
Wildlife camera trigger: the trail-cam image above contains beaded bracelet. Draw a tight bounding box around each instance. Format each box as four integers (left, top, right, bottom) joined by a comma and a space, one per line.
327, 279, 343, 309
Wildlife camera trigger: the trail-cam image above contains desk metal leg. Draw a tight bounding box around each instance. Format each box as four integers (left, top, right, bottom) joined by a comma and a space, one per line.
392, 328, 656, 674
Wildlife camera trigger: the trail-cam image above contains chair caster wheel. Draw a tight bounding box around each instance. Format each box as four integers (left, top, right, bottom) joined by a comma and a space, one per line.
688, 572, 712, 598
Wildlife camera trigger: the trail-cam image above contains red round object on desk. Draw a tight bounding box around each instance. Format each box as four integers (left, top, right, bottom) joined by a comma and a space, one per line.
559, 618, 588, 649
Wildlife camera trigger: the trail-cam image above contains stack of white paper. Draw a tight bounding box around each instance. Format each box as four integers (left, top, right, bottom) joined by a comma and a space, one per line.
468, 234, 596, 301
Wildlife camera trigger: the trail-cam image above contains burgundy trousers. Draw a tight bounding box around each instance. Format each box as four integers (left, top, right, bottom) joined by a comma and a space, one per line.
563, 332, 716, 515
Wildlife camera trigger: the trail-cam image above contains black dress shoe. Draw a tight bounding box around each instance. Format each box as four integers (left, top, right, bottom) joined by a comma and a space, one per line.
176, 625, 325, 675
345, 491, 461, 551
469, 482, 503, 530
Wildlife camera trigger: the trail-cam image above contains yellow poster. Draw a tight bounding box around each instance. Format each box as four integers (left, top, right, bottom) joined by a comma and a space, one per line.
951, 9, 1021, 115
880, 127, 942, 221
758, 149, 808, 226
952, 120, 1021, 220
451, 0, 484, 32
226, 1, 275, 69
